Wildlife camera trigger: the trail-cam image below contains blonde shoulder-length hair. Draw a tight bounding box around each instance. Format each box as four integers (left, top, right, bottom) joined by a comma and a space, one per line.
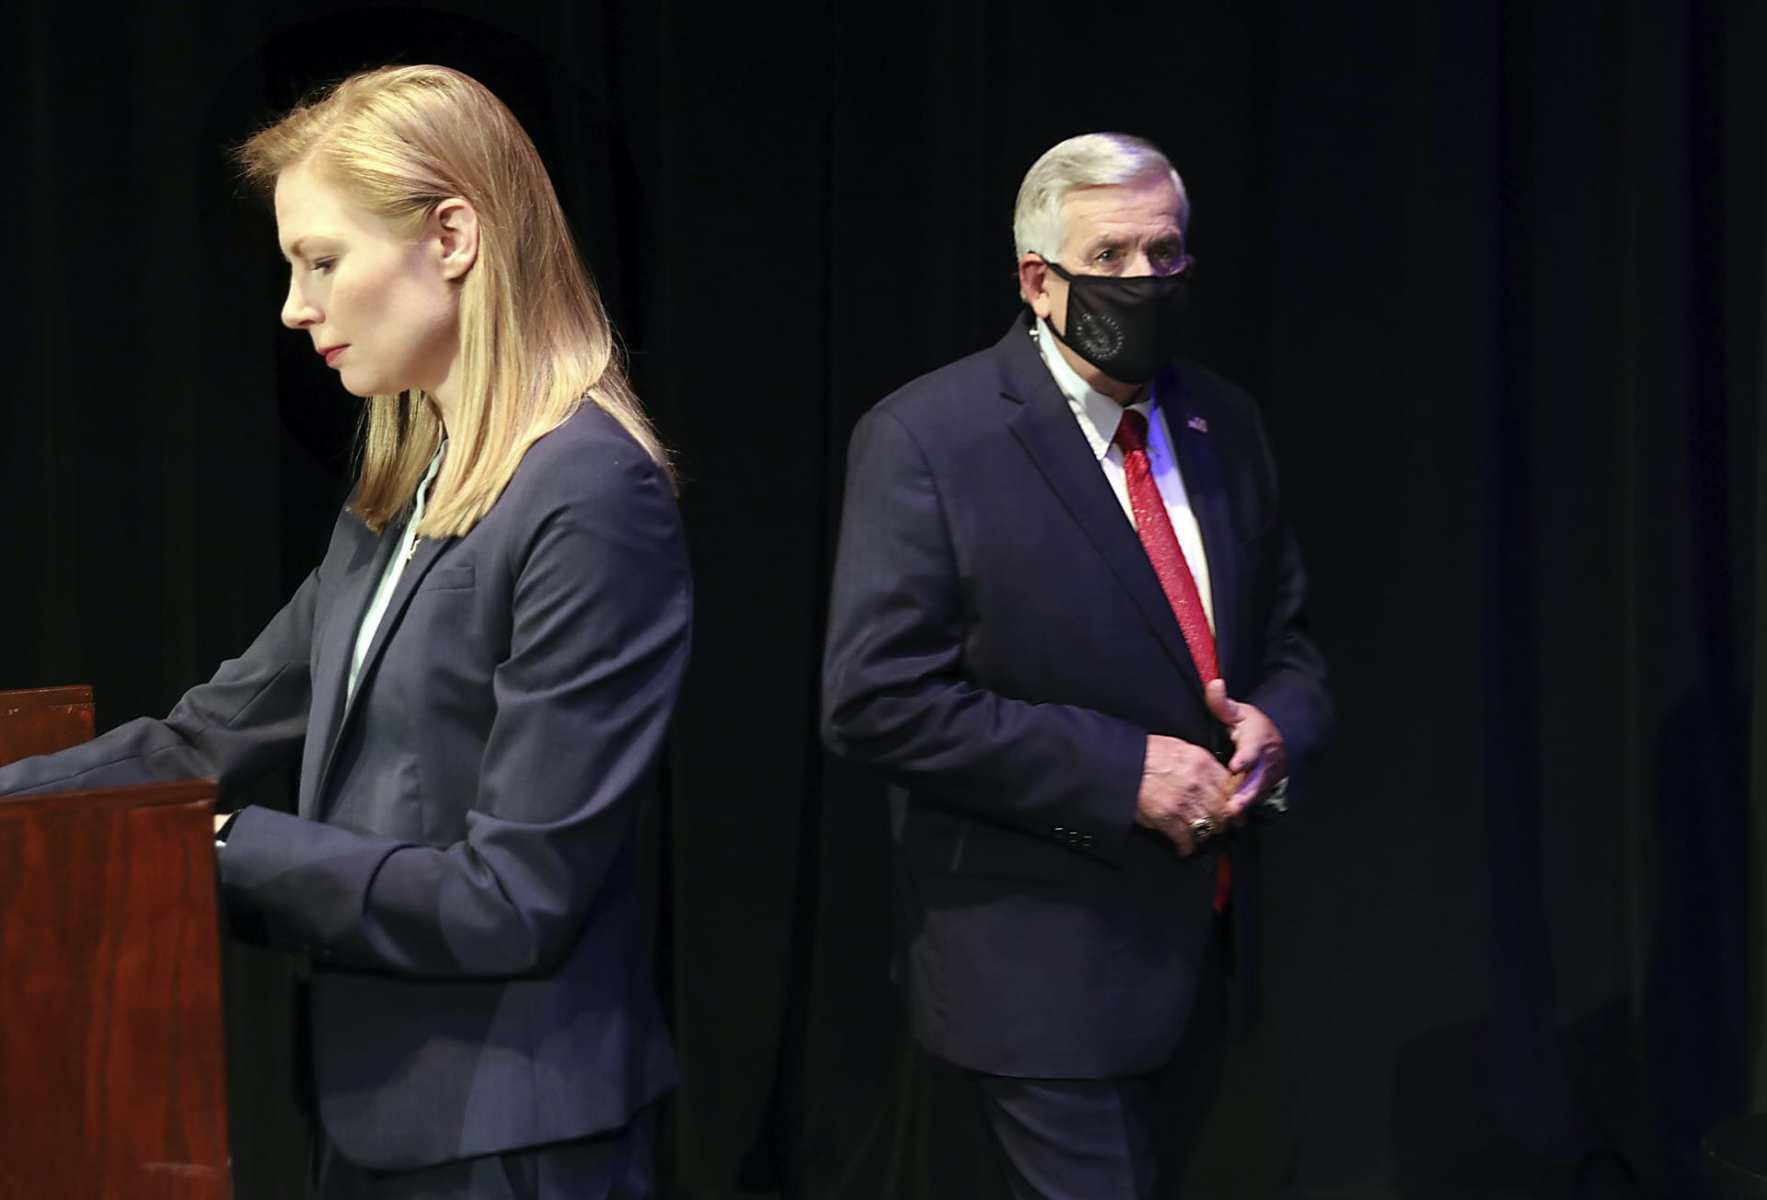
236, 64, 671, 537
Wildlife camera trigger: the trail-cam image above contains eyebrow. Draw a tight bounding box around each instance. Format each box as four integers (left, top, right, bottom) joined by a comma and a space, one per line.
280, 235, 335, 263
1081, 231, 1184, 253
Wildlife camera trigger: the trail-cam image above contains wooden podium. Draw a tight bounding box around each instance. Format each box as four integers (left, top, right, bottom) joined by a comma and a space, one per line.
0, 687, 232, 1198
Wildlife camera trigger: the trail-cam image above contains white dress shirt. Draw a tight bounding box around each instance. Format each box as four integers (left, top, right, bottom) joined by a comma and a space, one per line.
1034, 320, 1215, 633
348, 441, 447, 701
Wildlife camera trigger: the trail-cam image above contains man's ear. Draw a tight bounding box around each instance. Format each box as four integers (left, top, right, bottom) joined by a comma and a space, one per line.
433, 198, 480, 281
1018, 253, 1054, 319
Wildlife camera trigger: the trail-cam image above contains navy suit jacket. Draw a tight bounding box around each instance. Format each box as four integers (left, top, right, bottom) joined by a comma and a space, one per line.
822, 318, 1331, 1078
0, 402, 691, 1170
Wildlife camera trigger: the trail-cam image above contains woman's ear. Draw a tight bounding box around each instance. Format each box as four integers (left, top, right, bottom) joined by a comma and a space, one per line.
432, 198, 480, 281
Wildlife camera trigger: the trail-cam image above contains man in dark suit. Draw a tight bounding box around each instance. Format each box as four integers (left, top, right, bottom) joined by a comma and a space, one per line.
821, 132, 1331, 1198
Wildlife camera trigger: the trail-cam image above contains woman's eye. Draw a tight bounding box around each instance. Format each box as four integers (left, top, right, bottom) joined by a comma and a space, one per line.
312, 258, 336, 274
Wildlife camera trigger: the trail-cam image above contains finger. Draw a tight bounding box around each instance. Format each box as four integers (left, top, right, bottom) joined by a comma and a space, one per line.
1167, 820, 1197, 858
1210, 801, 1243, 832
1229, 760, 1266, 815
1230, 730, 1267, 775
1204, 678, 1240, 727
1195, 785, 1238, 830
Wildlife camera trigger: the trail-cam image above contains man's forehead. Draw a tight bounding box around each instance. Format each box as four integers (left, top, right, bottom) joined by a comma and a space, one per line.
1062, 179, 1182, 227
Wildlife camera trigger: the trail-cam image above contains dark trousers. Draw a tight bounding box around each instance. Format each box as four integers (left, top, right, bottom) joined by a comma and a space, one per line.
967, 920, 1230, 1200
311, 1108, 655, 1200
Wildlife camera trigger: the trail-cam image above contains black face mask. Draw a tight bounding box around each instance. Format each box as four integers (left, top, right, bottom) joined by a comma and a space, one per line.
1039, 257, 1191, 384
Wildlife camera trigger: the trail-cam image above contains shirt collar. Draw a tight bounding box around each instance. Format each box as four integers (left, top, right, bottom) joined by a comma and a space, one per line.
410, 438, 448, 523
1034, 318, 1155, 462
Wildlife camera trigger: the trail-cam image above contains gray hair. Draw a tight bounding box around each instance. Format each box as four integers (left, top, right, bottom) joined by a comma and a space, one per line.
1012, 132, 1189, 262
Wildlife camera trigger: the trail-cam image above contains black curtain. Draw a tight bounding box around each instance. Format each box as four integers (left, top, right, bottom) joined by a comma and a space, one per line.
3, 2, 1762, 1197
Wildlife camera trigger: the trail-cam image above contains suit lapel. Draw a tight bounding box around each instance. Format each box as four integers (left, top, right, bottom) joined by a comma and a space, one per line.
996, 324, 1208, 703
298, 524, 394, 818
1165, 370, 1243, 691
343, 534, 448, 724
300, 523, 449, 819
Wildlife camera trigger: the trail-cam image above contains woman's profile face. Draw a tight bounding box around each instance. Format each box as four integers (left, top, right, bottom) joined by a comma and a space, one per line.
274, 162, 464, 402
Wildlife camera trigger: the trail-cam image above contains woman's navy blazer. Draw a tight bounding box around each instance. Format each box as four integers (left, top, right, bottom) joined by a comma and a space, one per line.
0, 401, 692, 1170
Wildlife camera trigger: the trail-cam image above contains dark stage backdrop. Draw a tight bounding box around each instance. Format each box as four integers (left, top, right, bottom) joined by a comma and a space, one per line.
3, 2, 1763, 1197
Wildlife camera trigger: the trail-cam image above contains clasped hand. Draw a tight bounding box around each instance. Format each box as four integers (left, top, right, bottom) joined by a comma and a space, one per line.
1133, 679, 1287, 856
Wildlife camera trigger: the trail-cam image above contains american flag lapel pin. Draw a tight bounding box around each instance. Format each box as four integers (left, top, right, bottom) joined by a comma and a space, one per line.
1187, 415, 1209, 434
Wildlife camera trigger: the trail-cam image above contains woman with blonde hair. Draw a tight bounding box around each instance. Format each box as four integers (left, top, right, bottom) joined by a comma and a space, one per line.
0, 64, 689, 1198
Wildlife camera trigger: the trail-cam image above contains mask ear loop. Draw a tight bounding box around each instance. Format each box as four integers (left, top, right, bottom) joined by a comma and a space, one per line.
1032, 252, 1076, 284
1028, 253, 1079, 350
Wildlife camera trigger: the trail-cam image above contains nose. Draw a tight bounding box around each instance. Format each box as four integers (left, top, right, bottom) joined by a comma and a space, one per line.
281, 278, 320, 330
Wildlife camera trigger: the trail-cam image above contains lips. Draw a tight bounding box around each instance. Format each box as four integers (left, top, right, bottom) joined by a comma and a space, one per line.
318, 344, 348, 367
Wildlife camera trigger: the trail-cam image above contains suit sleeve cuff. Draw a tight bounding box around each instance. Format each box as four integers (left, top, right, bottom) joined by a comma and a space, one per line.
213, 809, 241, 851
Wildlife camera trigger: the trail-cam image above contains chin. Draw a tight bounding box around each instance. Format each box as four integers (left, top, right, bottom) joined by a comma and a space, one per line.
337, 367, 390, 399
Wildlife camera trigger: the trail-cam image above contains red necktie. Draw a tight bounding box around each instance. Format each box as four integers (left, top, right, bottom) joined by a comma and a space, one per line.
1113, 409, 1218, 683
1113, 409, 1232, 911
